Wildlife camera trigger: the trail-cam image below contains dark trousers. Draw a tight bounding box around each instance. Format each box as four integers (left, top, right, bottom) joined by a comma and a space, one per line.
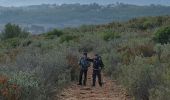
92, 70, 102, 86
79, 69, 88, 85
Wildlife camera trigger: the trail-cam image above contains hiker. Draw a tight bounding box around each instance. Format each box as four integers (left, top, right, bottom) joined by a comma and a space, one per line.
89, 54, 104, 87
78, 52, 90, 86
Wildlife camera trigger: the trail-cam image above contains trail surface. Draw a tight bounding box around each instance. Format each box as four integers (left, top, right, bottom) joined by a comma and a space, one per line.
58, 66, 131, 100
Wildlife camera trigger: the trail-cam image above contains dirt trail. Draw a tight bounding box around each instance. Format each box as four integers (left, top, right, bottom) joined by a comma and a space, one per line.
58, 54, 131, 100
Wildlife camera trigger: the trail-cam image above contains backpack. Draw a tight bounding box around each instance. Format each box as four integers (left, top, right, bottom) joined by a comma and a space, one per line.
93, 56, 104, 70
80, 57, 90, 70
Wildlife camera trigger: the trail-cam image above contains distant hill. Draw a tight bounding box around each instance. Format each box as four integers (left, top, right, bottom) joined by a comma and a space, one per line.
0, 3, 170, 33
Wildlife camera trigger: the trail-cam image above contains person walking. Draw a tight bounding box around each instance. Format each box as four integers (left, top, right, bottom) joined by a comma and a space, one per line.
78, 52, 90, 86
89, 54, 104, 87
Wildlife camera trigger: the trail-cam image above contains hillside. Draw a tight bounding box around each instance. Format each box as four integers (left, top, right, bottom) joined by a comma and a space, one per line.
0, 16, 170, 100
0, 3, 170, 29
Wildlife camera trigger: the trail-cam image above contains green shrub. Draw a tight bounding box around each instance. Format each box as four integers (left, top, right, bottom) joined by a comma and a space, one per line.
2, 38, 22, 48
0, 23, 29, 40
103, 50, 121, 78
44, 29, 64, 39
21, 39, 32, 47
60, 35, 78, 43
120, 57, 156, 100
142, 20, 155, 29
149, 59, 170, 100
150, 86, 170, 100
154, 26, 170, 44
100, 30, 120, 41
0, 43, 78, 100
128, 17, 164, 30
78, 34, 106, 52
13, 45, 78, 100
8, 71, 39, 100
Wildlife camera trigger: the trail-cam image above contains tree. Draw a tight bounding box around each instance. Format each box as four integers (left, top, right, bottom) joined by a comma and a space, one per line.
0, 23, 29, 40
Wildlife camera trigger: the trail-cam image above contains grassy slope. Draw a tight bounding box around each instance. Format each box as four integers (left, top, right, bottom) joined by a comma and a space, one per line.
0, 15, 170, 100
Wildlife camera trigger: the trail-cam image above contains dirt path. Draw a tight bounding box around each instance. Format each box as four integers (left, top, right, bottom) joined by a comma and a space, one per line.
58, 66, 131, 100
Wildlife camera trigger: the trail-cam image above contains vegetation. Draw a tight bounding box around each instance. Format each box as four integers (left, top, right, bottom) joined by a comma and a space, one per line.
43, 29, 64, 39
0, 23, 29, 40
154, 26, 170, 44
0, 15, 170, 100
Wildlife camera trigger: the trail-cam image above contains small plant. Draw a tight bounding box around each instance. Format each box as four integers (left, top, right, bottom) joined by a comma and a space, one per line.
0, 75, 21, 100
2, 38, 22, 48
154, 26, 170, 44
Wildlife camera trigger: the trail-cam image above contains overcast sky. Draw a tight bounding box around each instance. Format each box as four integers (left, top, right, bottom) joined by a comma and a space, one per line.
0, 0, 170, 7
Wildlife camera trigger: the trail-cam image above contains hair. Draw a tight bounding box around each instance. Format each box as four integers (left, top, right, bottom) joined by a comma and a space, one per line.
95, 54, 98, 56
83, 52, 87, 56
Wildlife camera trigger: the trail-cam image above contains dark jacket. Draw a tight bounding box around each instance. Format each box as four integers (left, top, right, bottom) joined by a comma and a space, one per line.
79, 57, 90, 70
88, 56, 104, 70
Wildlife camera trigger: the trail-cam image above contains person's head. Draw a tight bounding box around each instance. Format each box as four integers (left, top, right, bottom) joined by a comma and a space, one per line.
94, 54, 99, 59
83, 52, 87, 57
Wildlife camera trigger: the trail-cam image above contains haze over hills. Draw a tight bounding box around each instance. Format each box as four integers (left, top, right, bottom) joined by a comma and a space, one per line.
0, 3, 170, 33
0, 0, 170, 7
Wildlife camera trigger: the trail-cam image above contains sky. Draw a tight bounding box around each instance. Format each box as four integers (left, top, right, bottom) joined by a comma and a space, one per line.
0, 0, 170, 7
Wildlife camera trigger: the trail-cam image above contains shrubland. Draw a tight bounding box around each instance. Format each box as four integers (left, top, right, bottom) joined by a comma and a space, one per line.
0, 15, 170, 100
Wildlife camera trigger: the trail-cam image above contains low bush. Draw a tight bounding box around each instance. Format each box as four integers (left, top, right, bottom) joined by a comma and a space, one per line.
154, 26, 170, 44
2, 38, 22, 49
0, 43, 80, 100
99, 30, 120, 41
60, 35, 79, 43
0, 75, 21, 100
120, 57, 156, 100
44, 29, 64, 39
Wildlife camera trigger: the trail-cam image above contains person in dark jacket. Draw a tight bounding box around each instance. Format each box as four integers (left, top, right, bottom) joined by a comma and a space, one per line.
78, 52, 90, 86
89, 54, 104, 87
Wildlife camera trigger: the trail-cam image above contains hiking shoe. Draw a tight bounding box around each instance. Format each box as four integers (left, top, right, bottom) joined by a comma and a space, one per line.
99, 84, 102, 87
99, 83, 103, 87
77, 83, 82, 85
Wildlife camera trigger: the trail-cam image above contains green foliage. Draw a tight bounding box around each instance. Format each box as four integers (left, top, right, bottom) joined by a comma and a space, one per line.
1, 38, 22, 49
154, 26, 170, 44
127, 16, 169, 30
100, 30, 120, 41
120, 57, 155, 100
8, 71, 39, 100
60, 35, 78, 43
21, 39, 32, 47
5, 42, 79, 99
44, 29, 64, 39
1, 16, 170, 100
0, 23, 29, 40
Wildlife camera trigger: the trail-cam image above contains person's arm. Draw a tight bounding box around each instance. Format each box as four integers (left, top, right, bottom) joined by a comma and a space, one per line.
99, 56, 104, 69
87, 58, 93, 62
